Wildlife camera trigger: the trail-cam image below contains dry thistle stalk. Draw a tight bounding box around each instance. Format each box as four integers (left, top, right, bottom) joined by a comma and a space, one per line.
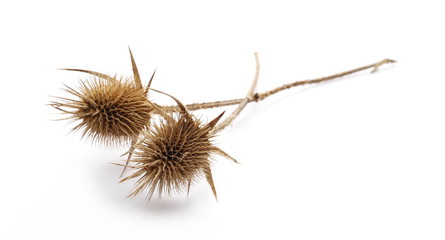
118, 89, 237, 200
51, 49, 395, 201
51, 49, 156, 144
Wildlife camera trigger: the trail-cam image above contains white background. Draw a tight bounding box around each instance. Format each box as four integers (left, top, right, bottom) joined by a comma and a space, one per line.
1, 1, 444, 239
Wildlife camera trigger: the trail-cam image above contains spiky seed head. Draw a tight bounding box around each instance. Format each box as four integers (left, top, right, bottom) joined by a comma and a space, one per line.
52, 77, 153, 144
52, 48, 155, 144
119, 90, 237, 200
120, 113, 218, 200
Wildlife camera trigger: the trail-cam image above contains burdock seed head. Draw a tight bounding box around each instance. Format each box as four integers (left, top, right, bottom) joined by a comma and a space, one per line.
119, 89, 238, 201
51, 49, 155, 144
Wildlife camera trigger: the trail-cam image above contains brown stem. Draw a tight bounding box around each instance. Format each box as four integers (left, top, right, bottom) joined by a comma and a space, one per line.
211, 52, 260, 134
162, 58, 395, 112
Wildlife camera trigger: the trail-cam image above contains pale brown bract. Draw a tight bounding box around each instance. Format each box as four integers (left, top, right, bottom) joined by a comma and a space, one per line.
118, 90, 238, 201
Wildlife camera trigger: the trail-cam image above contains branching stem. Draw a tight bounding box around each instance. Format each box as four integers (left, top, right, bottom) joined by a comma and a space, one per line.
211, 52, 260, 134
162, 58, 395, 112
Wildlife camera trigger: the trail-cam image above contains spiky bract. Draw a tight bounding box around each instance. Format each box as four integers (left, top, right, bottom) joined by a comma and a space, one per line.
52, 77, 153, 144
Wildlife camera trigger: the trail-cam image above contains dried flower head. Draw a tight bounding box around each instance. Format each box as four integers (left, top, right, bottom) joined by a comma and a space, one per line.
51, 49, 155, 144
119, 90, 237, 200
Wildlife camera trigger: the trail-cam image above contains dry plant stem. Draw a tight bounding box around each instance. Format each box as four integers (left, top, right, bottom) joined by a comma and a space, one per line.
210, 52, 260, 134
163, 58, 395, 112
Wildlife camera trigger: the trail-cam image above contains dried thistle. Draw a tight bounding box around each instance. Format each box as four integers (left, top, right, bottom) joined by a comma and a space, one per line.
51, 49, 396, 202
51, 49, 156, 144
118, 89, 237, 200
